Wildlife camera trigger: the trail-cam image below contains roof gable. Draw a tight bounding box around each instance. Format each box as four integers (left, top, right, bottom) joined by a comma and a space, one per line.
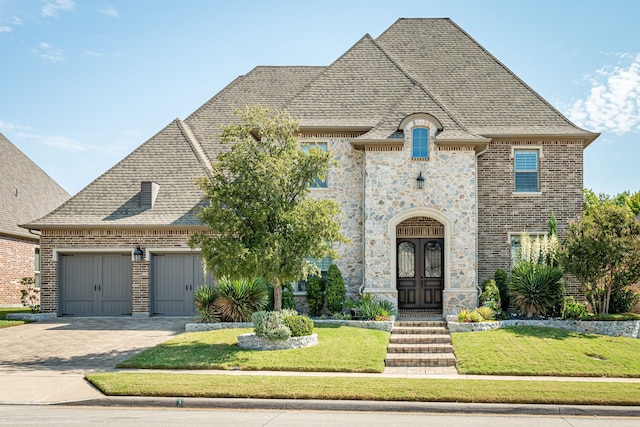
25, 120, 209, 228
376, 18, 596, 137
0, 133, 69, 238
285, 35, 419, 128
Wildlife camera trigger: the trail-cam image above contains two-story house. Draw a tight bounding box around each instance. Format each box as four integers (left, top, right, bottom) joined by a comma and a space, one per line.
22, 18, 598, 317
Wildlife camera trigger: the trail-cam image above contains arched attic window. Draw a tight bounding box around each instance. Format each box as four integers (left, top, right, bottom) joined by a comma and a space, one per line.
399, 113, 443, 160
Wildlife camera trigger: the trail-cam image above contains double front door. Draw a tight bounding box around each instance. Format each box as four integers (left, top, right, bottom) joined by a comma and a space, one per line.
396, 238, 444, 310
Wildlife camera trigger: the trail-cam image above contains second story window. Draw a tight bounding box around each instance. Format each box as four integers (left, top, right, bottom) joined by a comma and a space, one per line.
412, 127, 429, 159
302, 143, 328, 188
514, 149, 539, 192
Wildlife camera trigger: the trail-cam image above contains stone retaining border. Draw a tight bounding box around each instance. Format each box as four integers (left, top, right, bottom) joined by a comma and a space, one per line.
185, 319, 393, 333
237, 333, 318, 350
447, 318, 640, 338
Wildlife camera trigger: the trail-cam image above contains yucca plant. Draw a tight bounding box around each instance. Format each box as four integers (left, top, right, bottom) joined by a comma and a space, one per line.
510, 262, 563, 318
214, 277, 269, 322
193, 285, 220, 323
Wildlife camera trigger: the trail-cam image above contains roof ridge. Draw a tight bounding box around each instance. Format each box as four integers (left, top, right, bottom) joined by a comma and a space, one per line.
445, 19, 589, 132
177, 119, 212, 170
369, 33, 475, 136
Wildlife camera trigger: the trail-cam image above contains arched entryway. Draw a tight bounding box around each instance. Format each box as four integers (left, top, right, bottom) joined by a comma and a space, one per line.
388, 208, 452, 313
396, 218, 444, 310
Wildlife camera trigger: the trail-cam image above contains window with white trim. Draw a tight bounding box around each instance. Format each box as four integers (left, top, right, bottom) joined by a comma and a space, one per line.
302, 143, 328, 188
412, 127, 429, 159
34, 247, 41, 288
514, 149, 539, 192
292, 257, 332, 292
510, 233, 546, 266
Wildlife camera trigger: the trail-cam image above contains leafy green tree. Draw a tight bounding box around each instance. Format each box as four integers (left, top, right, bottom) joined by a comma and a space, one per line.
584, 188, 640, 216
561, 204, 640, 314
325, 264, 346, 313
189, 106, 348, 310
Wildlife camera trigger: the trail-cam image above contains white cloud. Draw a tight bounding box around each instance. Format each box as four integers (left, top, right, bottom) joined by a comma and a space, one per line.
83, 50, 102, 57
566, 53, 640, 135
11, 16, 23, 25
42, 0, 76, 17
98, 6, 120, 18
0, 26, 11, 33
33, 42, 64, 63
41, 135, 97, 152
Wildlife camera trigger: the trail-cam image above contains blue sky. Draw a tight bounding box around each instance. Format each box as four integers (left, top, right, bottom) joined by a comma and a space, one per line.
1, 0, 639, 196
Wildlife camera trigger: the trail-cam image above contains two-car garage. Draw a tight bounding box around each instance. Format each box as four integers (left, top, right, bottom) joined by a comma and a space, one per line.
58, 251, 210, 317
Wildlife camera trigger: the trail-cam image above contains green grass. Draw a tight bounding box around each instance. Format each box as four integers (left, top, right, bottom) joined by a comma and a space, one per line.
86, 373, 640, 406
0, 307, 29, 328
452, 326, 640, 377
117, 325, 389, 373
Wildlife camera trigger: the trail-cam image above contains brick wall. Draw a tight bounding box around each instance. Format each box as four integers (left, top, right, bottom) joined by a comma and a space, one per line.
39, 228, 204, 314
0, 234, 38, 305
477, 139, 583, 296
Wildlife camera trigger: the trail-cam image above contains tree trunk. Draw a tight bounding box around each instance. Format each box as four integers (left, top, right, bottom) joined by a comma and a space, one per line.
273, 278, 282, 311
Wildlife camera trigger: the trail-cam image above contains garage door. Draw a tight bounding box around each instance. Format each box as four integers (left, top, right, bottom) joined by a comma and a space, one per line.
58, 254, 132, 316
151, 254, 213, 316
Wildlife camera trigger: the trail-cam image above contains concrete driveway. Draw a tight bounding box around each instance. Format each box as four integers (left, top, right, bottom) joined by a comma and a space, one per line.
0, 317, 190, 404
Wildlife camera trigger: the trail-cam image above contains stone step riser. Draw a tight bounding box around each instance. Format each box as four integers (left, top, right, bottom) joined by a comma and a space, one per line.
386, 319, 457, 370
387, 344, 453, 353
384, 356, 457, 367
394, 321, 446, 327
392, 327, 449, 335
389, 336, 451, 344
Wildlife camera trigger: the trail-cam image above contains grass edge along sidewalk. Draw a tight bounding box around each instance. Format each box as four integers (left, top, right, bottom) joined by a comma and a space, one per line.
86, 372, 640, 406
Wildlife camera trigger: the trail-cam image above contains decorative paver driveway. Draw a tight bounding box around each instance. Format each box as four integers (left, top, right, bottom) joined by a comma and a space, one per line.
0, 317, 189, 371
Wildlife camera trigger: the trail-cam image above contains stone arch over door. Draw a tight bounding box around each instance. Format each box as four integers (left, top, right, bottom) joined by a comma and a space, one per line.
388, 208, 453, 309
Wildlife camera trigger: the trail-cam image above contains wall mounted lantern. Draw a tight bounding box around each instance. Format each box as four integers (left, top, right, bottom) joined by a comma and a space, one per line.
133, 246, 144, 262
416, 171, 425, 190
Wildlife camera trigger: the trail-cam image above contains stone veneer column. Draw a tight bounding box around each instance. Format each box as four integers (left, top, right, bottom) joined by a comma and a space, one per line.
361, 144, 479, 315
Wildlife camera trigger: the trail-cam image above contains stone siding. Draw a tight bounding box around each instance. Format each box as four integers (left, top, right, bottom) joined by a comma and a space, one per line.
361, 143, 478, 315
0, 234, 38, 305
308, 137, 364, 297
477, 140, 583, 295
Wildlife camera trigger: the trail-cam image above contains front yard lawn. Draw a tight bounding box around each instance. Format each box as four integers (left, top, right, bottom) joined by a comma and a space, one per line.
0, 307, 29, 329
117, 325, 389, 373
90, 323, 640, 405
86, 373, 640, 406
452, 326, 640, 377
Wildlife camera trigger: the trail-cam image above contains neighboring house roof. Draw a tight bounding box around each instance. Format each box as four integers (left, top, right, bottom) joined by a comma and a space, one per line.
0, 132, 70, 239
23, 18, 598, 230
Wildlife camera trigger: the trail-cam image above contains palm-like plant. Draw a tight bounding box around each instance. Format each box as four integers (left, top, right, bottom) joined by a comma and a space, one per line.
510, 262, 563, 317
193, 285, 220, 323
213, 277, 269, 322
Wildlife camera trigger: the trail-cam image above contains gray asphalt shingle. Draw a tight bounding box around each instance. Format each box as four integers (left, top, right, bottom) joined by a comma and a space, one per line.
24, 18, 597, 229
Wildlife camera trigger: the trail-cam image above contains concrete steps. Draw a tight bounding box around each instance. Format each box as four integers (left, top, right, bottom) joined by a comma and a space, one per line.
385, 318, 457, 368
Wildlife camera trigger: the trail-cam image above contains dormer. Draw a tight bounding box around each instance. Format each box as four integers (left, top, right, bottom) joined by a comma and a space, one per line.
399, 113, 443, 160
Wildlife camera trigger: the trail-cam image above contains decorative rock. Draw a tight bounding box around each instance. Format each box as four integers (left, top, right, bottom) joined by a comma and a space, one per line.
447, 319, 640, 339
185, 322, 252, 332
6, 313, 56, 321
237, 333, 318, 350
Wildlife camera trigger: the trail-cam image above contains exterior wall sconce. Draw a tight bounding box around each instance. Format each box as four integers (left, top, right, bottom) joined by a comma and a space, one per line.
416, 171, 425, 190
133, 246, 144, 262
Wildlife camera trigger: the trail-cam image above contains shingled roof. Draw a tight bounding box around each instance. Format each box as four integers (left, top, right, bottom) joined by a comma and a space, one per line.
23, 18, 597, 230
0, 133, 69, 238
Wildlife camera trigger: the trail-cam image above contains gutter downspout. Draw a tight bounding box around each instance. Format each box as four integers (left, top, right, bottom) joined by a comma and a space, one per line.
474, 145, 489, 299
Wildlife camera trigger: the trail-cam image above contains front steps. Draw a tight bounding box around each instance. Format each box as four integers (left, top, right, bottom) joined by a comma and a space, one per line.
385, 318, 457, 369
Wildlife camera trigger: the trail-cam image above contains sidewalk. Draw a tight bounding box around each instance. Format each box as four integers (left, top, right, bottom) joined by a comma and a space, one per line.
1, 317, 639, 416
4, 366, 640, 418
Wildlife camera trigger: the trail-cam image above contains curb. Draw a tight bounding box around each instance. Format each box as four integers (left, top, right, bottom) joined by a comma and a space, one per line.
60, 397, 640, 417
